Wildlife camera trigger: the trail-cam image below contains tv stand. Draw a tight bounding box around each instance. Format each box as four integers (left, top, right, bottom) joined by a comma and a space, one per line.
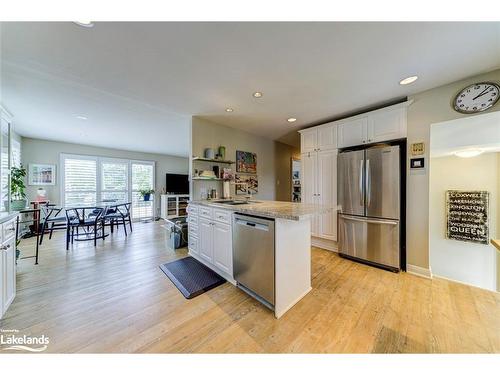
160, 194, 189, 219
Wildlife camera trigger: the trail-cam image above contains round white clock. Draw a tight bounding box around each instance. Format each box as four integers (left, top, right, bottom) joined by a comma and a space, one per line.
453, 82, 500, 114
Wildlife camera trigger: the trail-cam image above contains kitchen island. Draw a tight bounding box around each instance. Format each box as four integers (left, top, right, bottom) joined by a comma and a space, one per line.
186, 200, 332, 318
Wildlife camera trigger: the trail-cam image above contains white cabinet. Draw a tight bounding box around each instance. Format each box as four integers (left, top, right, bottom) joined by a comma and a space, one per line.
301, 150, 337, 241
187, 204, 233, 279
1, 217, 17, 319
213, 222, 232, 275
199, 217, 214, 263
300, 122, 337, 153
317, 150, 337, 241
300, 130, 318, 153
337, 105, 407, 148
160, 194, 189, 219
367, 107, 407, 143
337, 117, 368, 148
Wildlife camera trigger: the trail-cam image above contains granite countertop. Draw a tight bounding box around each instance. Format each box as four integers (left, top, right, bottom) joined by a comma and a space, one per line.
189, 199, 338, 221
0, 211, 19, 224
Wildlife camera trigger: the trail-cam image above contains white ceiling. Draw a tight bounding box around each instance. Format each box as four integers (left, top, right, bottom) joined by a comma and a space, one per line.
1, 22, 500, 156
430, 111, 500, 158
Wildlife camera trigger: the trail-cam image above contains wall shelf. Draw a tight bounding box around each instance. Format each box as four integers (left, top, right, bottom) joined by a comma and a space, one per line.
191, 177, 231, 181
192, 157, 235, 164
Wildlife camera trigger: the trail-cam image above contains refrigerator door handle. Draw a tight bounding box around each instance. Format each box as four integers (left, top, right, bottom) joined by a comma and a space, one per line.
366, 159, 371, 207
359, 159, 364, 206
341, 215, 398, 226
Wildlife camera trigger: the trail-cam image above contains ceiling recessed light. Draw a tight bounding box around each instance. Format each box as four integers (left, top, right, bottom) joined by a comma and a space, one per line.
74, 21, 94, 28
253, 92, 263, 98
225, 108, 233, 112
75, 115, 88, 120
454, 149, 484, 158
399, 76, 418, 85
287, 118, 297, 123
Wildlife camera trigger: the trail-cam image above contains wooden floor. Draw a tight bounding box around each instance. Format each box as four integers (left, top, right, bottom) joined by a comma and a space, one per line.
1, 221, 499, 353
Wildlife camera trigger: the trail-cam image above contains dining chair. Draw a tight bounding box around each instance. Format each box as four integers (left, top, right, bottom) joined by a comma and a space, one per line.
65, 207, 105, 249
102, 203, 132, 236
39, 204, 67, 245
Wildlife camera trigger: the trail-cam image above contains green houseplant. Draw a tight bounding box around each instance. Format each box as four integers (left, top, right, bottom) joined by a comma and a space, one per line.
10, 165, 27, 211
139, 188, 155, 201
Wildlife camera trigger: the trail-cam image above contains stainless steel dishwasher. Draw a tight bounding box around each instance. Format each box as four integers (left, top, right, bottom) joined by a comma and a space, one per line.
233, 213, 275, 308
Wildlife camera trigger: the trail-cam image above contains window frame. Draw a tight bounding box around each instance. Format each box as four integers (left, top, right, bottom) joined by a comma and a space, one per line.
60, 153, 156, 220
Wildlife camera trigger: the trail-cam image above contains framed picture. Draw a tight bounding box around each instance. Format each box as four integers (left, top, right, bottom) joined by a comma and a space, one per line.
235, 174, 258, 195
28, 164, 56, 185
236, 150, 257, 174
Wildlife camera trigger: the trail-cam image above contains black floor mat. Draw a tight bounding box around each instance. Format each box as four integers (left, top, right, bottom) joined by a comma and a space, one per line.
159, 257, 226, 299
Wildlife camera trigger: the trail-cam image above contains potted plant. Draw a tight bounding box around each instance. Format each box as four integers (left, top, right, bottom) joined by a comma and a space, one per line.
10, 165, 27, 211
139, 188, 155, 201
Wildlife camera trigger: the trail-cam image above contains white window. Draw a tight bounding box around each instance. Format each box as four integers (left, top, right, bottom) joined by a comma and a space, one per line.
61, 154, 155, 220
11, 139, 21, 168
131, 162, 154, 220
63, 156, 98, 206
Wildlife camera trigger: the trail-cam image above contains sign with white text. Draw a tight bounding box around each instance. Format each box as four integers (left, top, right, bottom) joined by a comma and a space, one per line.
446, 190, 489, 245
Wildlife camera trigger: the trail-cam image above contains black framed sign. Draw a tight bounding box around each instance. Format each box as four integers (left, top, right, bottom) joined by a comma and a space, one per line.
446, 190, 489, 245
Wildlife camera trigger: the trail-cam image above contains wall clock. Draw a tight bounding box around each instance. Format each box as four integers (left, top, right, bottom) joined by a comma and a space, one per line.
453, 82, 499, 114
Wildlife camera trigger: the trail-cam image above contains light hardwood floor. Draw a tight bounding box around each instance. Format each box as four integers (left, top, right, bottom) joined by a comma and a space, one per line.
1, 221, 499, 353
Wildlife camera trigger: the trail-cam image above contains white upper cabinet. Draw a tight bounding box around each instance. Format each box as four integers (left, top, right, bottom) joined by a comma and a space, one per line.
367, 107, 406, 143
317, 123, 338, 151
336, 103, 407, 148
337, 117, 368, 148
300, 129, 318, 153
300, 122, 337, 153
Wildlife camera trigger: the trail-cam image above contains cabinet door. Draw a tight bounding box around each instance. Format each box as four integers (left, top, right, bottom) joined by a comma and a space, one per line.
2, 237, 16, 310
317, 150, 338, 241
317, 123, 337, 151
337, 117, 368, 148
213, 222, 233, 276
367, 107, 406, 143
198, 218, 214, 263
301, 152, 317, 205
300, 129, 318, 153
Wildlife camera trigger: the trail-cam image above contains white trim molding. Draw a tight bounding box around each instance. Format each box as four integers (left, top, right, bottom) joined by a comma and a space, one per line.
407, 264, 433, 279
311, 236, 338, 252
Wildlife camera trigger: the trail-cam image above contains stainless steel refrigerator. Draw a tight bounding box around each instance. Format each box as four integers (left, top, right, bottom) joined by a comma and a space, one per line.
337, 143, 404, 271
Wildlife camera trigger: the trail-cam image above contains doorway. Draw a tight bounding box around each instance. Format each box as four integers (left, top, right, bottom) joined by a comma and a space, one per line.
429, 111, 500, 291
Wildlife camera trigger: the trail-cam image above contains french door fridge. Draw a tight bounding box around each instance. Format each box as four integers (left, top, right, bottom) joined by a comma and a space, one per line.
337, 144, 402, 270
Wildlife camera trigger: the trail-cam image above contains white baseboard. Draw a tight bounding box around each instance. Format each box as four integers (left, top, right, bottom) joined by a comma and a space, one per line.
406, 264, 433, 279
311, 236, 338, 252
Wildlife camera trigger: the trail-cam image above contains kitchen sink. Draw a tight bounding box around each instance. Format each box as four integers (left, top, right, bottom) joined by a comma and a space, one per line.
213, 200, 249, 205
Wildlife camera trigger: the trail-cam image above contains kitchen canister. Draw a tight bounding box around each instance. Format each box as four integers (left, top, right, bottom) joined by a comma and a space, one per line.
218, 146, 226, 160
204, 148, 215, 159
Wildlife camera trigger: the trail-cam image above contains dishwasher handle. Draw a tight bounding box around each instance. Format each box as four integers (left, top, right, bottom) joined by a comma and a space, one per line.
235, 217, 270, 231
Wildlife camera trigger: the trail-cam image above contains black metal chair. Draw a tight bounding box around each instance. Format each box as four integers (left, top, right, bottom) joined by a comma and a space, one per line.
102, 203, 132, 236
39, 204, 67, 245
65, 207, 105, 249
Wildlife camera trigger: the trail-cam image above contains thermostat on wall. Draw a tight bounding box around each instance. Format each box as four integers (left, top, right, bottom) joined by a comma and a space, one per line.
410, 158, 425, 169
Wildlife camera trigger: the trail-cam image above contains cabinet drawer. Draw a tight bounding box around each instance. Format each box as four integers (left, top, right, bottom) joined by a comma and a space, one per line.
187, 204, 198, 215
188, 234, 198, 255
2, 218, 17, 241
213, 209, 231, 224
199, 206, 213, 219
188, 222, 198, 236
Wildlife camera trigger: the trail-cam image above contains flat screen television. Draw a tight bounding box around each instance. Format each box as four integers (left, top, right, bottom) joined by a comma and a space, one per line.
165, 173, 189, 194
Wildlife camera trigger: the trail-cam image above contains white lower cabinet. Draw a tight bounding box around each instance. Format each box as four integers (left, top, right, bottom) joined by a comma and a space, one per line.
199, 217, 214, 263
187, 204, 233, 280
212, 222, 232, 276
1, 217, 17, 319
